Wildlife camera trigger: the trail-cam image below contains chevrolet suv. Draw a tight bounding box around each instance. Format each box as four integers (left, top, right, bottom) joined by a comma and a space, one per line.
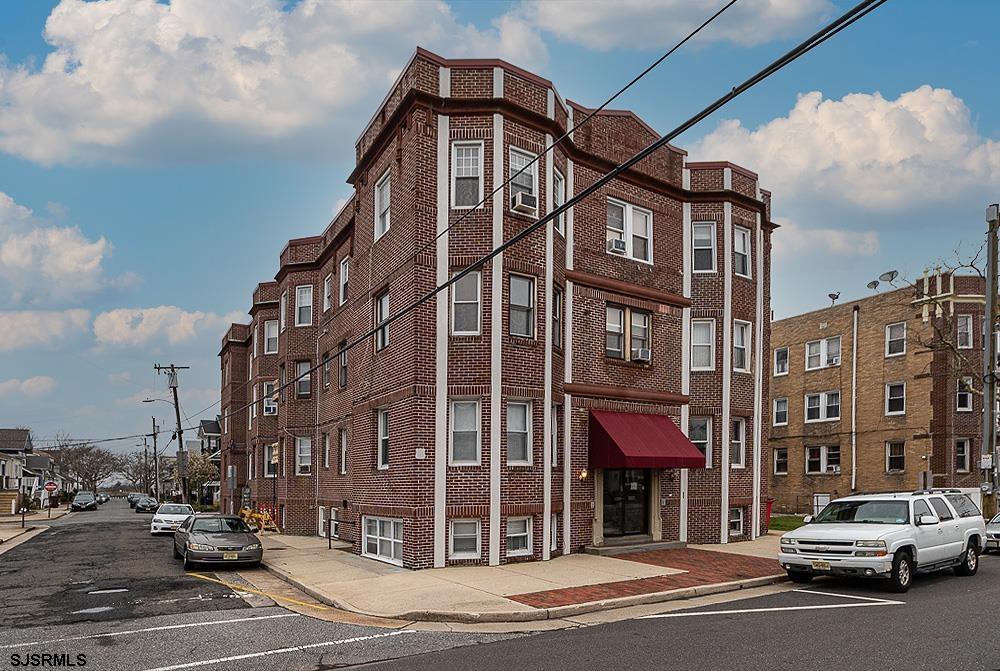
778, 491, 985, 592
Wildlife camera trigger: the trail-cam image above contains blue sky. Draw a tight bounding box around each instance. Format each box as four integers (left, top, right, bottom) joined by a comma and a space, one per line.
1, 0, 998, 450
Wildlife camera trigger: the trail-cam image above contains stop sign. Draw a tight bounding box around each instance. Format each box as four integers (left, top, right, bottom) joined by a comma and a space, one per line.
43, 481, 57, 493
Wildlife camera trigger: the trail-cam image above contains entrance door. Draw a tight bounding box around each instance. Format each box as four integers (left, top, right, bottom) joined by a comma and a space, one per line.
603, 469, 650, 537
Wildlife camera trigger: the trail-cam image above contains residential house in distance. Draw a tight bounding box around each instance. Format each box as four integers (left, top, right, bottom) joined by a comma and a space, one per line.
0, 428, 32, 514
770, 271, 985, 514
220, 48, 776, 569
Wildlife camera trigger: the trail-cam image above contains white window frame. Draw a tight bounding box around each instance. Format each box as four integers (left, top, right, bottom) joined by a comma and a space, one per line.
449, 399, 481, 466
692, 221, 717, 273
279, 291, 287, 331
506, 516, 532, 557
957, 314, 973, 349
509, 274, 536, 338
733, 226, 752, 279
885, 382, 906, 416
550, 513, 558, 552
773, 447, 788, 475
339, 258, 350, 306
606, 305, 625, 359
804, 391, 841, 423
375, 290, 390, 351
553, 286, 563, 349
339, 428, 348, 475
730, 417, 746, 469
323, 433, 330, 469
264, 320, 278, 354
362, 516, 403, 566
805, 336, 841, 371
733, 320, 751, 373
553, 168, 566, 235
691, 319, 715, 371
263, 381, 277, 415
885, 441, 905, 473
605, 197, 653, 264
451, 141, 484, 210
506, 401, 532, 466
773, 347, 789, 376
295, 436, 312, 475
295, 285, 313, 327
773, 398, 788, 426
957, 377, 973, 412
265, 443, 277, 478
374, 169, 391, 241
449, 519, 481, 559
885, 322, 907, 357
509, 147, 538, 214
323, 274, 333, 312
451, 271, 481, 336
729, 507, 744, 536
295, 360, 311, 397
805, 445, 841, 474
689, 416, 712, 469
377, 408, 390, 470
956, 438, 971, 473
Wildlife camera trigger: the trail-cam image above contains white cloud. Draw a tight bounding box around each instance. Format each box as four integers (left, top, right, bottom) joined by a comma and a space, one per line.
692, 86, 1000, 210
518, 0, 832, 51
107, 371, 131, 385
0, 0, 547, 165
0, 376, 57, 398
0, 309, 91, 352
93, 306, 243, 347
771, 217, 879, 258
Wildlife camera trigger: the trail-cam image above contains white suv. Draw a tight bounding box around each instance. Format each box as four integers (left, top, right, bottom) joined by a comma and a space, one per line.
778, 490, 986, 592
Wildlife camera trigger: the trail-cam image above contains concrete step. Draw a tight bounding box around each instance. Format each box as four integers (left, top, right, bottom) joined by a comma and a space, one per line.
584, 538, 686, 556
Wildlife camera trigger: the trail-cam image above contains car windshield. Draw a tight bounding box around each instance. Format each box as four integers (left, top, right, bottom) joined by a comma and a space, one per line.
191, 518, 251, 534
813, 500, 909, 524
990, 513, 1000, 525
158, 505, 192, 515
74, 493, 94, 500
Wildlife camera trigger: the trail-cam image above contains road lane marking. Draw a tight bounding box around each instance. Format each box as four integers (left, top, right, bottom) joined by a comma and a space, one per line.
794, 589, 904, 604
139, 630, 418, 671
640, 601, 901, 619
0, 613, 301, 650
186, 571, 330, 610
88, 588, 129, 595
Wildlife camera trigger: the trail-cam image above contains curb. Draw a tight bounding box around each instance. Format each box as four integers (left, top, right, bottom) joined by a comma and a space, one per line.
0, 526, 43, 556
260, 559, 787, 624
0, 525, 35, 543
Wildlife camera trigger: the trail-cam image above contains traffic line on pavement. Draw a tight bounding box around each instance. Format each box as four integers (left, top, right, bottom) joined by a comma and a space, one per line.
640, 601, 902, 619
0, 613, 301, 650
139, 630, 419, 671
186, 571, 330, 610
793, 589, 904, 604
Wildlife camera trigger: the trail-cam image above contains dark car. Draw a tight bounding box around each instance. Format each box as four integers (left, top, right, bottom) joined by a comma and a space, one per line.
127, 493, 144, 508
71, 491, 98, 511
172, 514, 262, 569
134, 497, 159, 513
96, 493, 109, 504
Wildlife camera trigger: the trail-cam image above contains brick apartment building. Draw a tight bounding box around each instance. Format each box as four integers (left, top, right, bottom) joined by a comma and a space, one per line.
219, 48, 775, 569
770, 271, 985, 515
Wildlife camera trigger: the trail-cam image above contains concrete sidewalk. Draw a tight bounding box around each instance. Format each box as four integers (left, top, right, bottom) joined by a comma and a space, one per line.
0, 508, 73, 525
259, 533, 784, 623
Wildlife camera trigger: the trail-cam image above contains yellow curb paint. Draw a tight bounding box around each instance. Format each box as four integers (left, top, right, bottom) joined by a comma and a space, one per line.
185, 572, 330, 611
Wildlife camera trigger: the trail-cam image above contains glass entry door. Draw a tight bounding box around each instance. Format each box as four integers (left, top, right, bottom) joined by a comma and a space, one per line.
603, 469, 650, 537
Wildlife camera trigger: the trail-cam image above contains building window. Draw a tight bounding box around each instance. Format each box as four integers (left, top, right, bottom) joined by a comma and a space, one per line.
606, 198, 653, 263
773, 398, 788, 426
363, 516, 403, 566
805, 391, 840, 422
885, 441, 905, 472
805, 445, 840, 474
957, 377, 973, 412
376, 408, 390, 469
322, 352, 331, 388
885, 322, 906, 357
606, 306, 624, 359
295, 437, 312, 475
450, 400, 480, 465
296, 361, 311, 397
451, 271, 480, 335
507, 401, 531, 465
278, 365, 285, 401
338, 341, 348, 388
452, 141, 483, 209
606, 305, 651, 362
339, 428, 348, 475
249, 386, 256, 429
774, 448, 788, 475
339, 258, 350, 306
956, 438, 971, 473
506, 516, 532, 556
263, 381, 277, 415
509, 148, 538, 212
689, 417, 711, 468
553, 287, 563, 349
323, 274, 333, 312
509, 274, 535, 338
551, 404, 560, 468
730, 418, 746, 468
375, 169, 391, 240
805, 336, 840, 370
691, 319, 715, 371
279, 291, 287, 331
692, 222, 716, 272
294, 285, 313, 327
630, 310, 650, 360
957, 314, 973, 349
375, 290, 390, 351
264, 320, 278, 354
449, 519, 480, 559
733, 320, 751, 373
265, 443, 277, 477
323, 433, 330, 469
553, 168, 566, 235
729, 508, 744, 536
885, 382, 906, 415
774, 347, 788, 376
733, 226, 751, 278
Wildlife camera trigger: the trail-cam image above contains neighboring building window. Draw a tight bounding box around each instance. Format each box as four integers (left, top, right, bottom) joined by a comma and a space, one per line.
375, 170, 391, 240
509, 148, 537, 213
507, 401, 531, 465
377, 408, 390, 469
957, 377, 973, 412
295, 285, 313, 326
774, 448, 788, 475
730, 418, 746, 468
452, 271, 481, 335
733, 226, 751, 278
249, 386, 255, 429
339, 428, 348, 475
957, 314, 973, 349
339, 258, 350, 305
956, 438, 970, 473
265, 443, 277, 477
691, 319, 715, 371
363, 516, 403, 565
452, 141, 483, 209
296, 361, 311, 397
450, 519, 480, 559
509, 275, 535, 338
279, 291, 287, 331
323, 433, 330, 469
733, 320, 751, 373
264, 320, 278, 354
553, 168, 566, 235
774, 347, 788, 376
263, 381, 277, 415
606, 306, 624, 358
630, 310, 650, 360
689, 417, 712, 468
322, 352, 331, 388
606, 305, 651, 362
885, 322, 906, 357
729, 508, 744, 536
375, 290, 390, 351
551, 404, 560, 468
692, 222, 716, 272
295, 437, 312, 475
885, 382, 906, 415
805, 391, 840, 422
553, 287, 563, 349
506, 516, 532, 556
450, 400, 480, 465
805, 336, 841, 370
338, 341, 348, 388
323, 274, 333, 312
885, 441, 905, 472
606, 198, 653, 263
773, 398, 788, 426
805, 445, 840, 474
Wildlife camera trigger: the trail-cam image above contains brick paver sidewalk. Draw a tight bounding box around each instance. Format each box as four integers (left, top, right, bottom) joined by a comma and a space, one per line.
509, 548, 782, 608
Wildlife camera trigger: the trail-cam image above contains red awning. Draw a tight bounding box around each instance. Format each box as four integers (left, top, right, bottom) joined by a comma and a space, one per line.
589, 409, 706, 470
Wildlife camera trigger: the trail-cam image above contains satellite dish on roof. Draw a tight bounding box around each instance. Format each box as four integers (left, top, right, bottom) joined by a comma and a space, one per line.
828, 292, 840, 306
879, 270, 899, 283
866, 280, 880, 291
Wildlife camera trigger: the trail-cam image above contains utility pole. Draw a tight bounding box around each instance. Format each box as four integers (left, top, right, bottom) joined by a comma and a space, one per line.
155, 364, 190, 504
982, 204, 999, 518
151, 418, 160, 502
141, 437, 149, 494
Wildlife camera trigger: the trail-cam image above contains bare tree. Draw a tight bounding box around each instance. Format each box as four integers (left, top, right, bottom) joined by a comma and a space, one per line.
119, 451, 152, 493
186, 452, 219, 505
48, 437, 122, 492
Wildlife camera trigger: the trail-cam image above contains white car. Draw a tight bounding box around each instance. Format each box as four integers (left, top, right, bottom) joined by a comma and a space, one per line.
150, 503, 195, 534
778, 490, 986, 593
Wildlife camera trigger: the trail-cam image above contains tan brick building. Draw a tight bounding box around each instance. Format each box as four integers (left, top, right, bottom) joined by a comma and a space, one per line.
770, 271, 985, 514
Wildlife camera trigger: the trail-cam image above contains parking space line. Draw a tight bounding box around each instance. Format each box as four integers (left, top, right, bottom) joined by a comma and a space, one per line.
0, 613, 301, 650
185, 571, 330, 610
794, 589, 904, 604
139, 630, 418, 671
639, 601, 901, 619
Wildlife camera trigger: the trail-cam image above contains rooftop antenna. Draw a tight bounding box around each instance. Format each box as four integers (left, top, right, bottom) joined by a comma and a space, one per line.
828, 292, 840, 306
878, 270, 899, 285
866, 280, 880, 292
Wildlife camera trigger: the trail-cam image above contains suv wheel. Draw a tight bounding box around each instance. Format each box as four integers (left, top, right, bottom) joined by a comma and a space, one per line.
888, 551, 913, 593
954, 542, 979, 576
787, 571, 812, 584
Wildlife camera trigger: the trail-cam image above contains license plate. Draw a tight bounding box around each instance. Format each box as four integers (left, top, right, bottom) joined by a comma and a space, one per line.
223, 552, 239, 560
811, 560, 831, 571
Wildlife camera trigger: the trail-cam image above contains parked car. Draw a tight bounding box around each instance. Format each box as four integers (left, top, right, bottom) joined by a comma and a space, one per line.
986, 513, 1000, 553
96, 493, 108, 504
134, 497, 159, 513
70, 491, 98, 512
150, 503, 194, 534
172, 514, 262, 569
778, 490, 986, 593
127, 493, 144, 508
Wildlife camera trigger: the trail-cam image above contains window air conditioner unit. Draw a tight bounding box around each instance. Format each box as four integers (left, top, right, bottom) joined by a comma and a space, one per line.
828, 356, 840, 365
607, 238, 627, 255
510, 191, 537, 214
633, 347, 651, 362
830, 465, 841, 474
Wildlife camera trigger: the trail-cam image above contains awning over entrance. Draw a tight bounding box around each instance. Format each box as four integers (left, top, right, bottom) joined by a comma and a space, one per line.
589, 409, 706, 470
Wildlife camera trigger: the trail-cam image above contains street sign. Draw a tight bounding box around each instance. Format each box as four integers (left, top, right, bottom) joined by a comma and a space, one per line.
43, 481, 57, 493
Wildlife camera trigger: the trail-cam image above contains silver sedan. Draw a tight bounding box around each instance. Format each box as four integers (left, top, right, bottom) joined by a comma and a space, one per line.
172, 514, 263, 569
